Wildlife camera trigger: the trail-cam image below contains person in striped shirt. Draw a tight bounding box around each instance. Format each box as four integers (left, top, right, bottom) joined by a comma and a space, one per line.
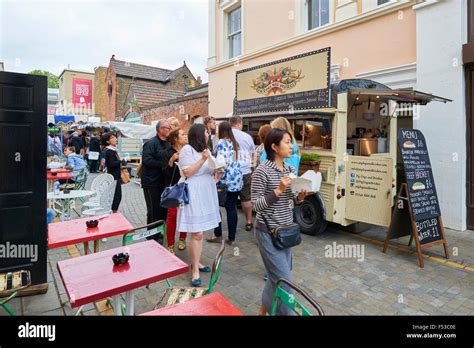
251, 128, 311, 315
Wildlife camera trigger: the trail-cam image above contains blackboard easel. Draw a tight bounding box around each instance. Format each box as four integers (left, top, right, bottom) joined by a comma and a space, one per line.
383, 183, 449, 268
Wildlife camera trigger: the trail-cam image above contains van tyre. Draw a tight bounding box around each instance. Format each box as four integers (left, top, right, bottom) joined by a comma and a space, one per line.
295, 195, 328, 236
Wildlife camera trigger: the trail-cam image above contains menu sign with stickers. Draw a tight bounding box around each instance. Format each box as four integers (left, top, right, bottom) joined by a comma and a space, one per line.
397, 129, 442, 245
398, 129, 440, 221
384, 128, 449, 267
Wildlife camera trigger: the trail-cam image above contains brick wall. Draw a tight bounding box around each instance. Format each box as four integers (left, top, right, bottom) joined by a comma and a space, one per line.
104, 67, 116, 121
93, 67, 107, 121
141, 92, 208, 132
104, 60, 200, 121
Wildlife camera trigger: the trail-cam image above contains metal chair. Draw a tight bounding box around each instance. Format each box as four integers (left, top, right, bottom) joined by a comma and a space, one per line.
0, 270, 31, 316
59, 168, 88, 192
106, 220, 168, 315
82, 174, 115, 208
154, 240, 225, 309
82, 180, 117, 216
122, 220, 167, 247
270, 278, 324, 316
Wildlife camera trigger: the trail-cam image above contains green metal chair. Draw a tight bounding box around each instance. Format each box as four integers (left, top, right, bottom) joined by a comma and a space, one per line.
59, 168, 88, 192
107, 220, 168, 315
0, 270, 31, 316
270, 278, 324, 316
122, 220, 167, 247
154, 240, 225, 309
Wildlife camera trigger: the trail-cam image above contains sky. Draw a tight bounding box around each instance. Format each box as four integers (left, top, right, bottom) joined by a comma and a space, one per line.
0, 0, 209, 82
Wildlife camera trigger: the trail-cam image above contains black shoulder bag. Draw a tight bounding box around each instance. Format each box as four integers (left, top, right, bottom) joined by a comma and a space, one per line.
260, 214, 301, 250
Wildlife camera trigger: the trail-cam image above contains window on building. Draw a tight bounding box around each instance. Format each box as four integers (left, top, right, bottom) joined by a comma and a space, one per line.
308, 0, 330, 30
377, 0, 390, 5
228, 7, 242, 58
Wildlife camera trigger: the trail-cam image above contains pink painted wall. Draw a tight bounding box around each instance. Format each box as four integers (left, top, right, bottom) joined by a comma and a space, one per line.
209, 6, 416, 117
243, 0, 295, 54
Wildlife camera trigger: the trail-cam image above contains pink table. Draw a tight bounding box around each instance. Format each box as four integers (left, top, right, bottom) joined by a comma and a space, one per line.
48, 213, 133, 254
47, 172, 73, 181
49, 168, 70, 174
57, 240, 189, 315
140, 292, 244, 316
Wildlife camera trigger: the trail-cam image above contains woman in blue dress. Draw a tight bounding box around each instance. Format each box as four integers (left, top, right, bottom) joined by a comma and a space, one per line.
206, 121, 243, 246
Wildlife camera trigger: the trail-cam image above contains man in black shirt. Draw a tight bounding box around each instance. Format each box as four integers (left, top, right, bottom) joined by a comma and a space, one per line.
141, 120, 172, 244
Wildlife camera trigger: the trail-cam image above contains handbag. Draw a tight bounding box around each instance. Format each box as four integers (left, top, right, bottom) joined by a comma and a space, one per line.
160, 163, 190, 208
261, 214, 301, 250
120, 167, 131, 184
216, 183, 227, 207
88, 151, 99, 160
115, 152, 130, 184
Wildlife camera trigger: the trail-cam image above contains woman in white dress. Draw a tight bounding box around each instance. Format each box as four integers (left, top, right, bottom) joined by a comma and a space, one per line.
178, 123, 222, 286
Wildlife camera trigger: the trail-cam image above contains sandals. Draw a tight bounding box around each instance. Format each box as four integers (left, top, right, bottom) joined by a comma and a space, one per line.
178, 238, 186, 251
191, 265, 211, 273
191, 278, 202, 287
206, 236, 222, 243
167, 245, 175, 255
245, 223, 253, 231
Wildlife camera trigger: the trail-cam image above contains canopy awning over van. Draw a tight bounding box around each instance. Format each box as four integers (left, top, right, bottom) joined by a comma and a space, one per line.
347, 89, 452, 105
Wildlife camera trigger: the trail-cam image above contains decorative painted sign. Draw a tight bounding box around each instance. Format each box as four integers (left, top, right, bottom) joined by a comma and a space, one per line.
234, 48, 330, 115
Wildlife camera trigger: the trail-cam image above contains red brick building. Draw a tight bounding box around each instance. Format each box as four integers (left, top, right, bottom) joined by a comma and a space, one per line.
140, 83, 208, 131
103, 55, 201, 121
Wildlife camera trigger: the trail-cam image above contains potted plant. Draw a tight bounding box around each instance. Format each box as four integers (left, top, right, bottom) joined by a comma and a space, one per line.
299, 152, 321, 176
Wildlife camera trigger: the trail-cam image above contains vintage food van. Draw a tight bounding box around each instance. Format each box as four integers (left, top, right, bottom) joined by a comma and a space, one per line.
231, 49, 451, 236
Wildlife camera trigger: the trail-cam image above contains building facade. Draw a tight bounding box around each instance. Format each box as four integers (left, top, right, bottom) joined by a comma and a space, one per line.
207, 0, 469, 231
47, 88, 59, 122
141, 83, 209, 131
58, 69, 95, 122
103, 56, 200, 122
93, 66, 108, 121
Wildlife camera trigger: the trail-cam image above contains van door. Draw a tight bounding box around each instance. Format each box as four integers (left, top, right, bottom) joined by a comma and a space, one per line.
345, 156, 393, 227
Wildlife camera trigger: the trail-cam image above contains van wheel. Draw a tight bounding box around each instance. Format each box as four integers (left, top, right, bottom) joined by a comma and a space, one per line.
295, 195, 328, 236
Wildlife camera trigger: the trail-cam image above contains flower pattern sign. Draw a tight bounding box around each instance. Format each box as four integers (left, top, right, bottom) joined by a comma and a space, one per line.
234, 48, 330, 115
251, 67, 304, 96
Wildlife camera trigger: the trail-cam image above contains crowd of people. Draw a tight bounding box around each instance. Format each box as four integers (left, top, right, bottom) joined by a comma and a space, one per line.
47, 127, 128, 214
138, 115, 308, 315
47, 115, 309, 315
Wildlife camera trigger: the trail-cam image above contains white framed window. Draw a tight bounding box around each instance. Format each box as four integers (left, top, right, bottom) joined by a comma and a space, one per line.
308, 0, 330, 30
377, 0, 390, 5
227, 6, 242, 58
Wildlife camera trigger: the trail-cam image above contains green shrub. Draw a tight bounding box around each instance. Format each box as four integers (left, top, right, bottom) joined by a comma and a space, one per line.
301, 152, 320, 162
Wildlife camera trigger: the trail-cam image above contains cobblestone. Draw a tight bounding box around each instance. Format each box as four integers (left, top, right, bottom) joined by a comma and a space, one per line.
4, 174, 472, 316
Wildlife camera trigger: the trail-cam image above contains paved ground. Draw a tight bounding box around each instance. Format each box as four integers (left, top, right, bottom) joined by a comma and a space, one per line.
4, 173, 473, 316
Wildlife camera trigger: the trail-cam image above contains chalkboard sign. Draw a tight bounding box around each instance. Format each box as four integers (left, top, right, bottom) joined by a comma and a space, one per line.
398, 129, 441, 220
414, 217, 441, 245
384, 129, 449, 267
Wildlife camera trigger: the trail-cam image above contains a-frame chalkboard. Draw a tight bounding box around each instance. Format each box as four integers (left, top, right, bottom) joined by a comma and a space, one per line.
383, 129, 449, 268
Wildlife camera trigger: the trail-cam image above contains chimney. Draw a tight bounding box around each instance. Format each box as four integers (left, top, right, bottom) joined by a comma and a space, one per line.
196, 76, 202, 85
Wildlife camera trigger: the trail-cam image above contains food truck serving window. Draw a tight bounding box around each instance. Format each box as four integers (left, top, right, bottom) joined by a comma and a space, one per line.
294, 117, 332, 150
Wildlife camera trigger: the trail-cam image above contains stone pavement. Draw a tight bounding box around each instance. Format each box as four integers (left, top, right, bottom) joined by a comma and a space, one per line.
4, 173, 473, 316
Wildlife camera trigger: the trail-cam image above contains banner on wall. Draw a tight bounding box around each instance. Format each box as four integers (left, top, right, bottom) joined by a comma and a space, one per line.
72, 78, 93, 107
